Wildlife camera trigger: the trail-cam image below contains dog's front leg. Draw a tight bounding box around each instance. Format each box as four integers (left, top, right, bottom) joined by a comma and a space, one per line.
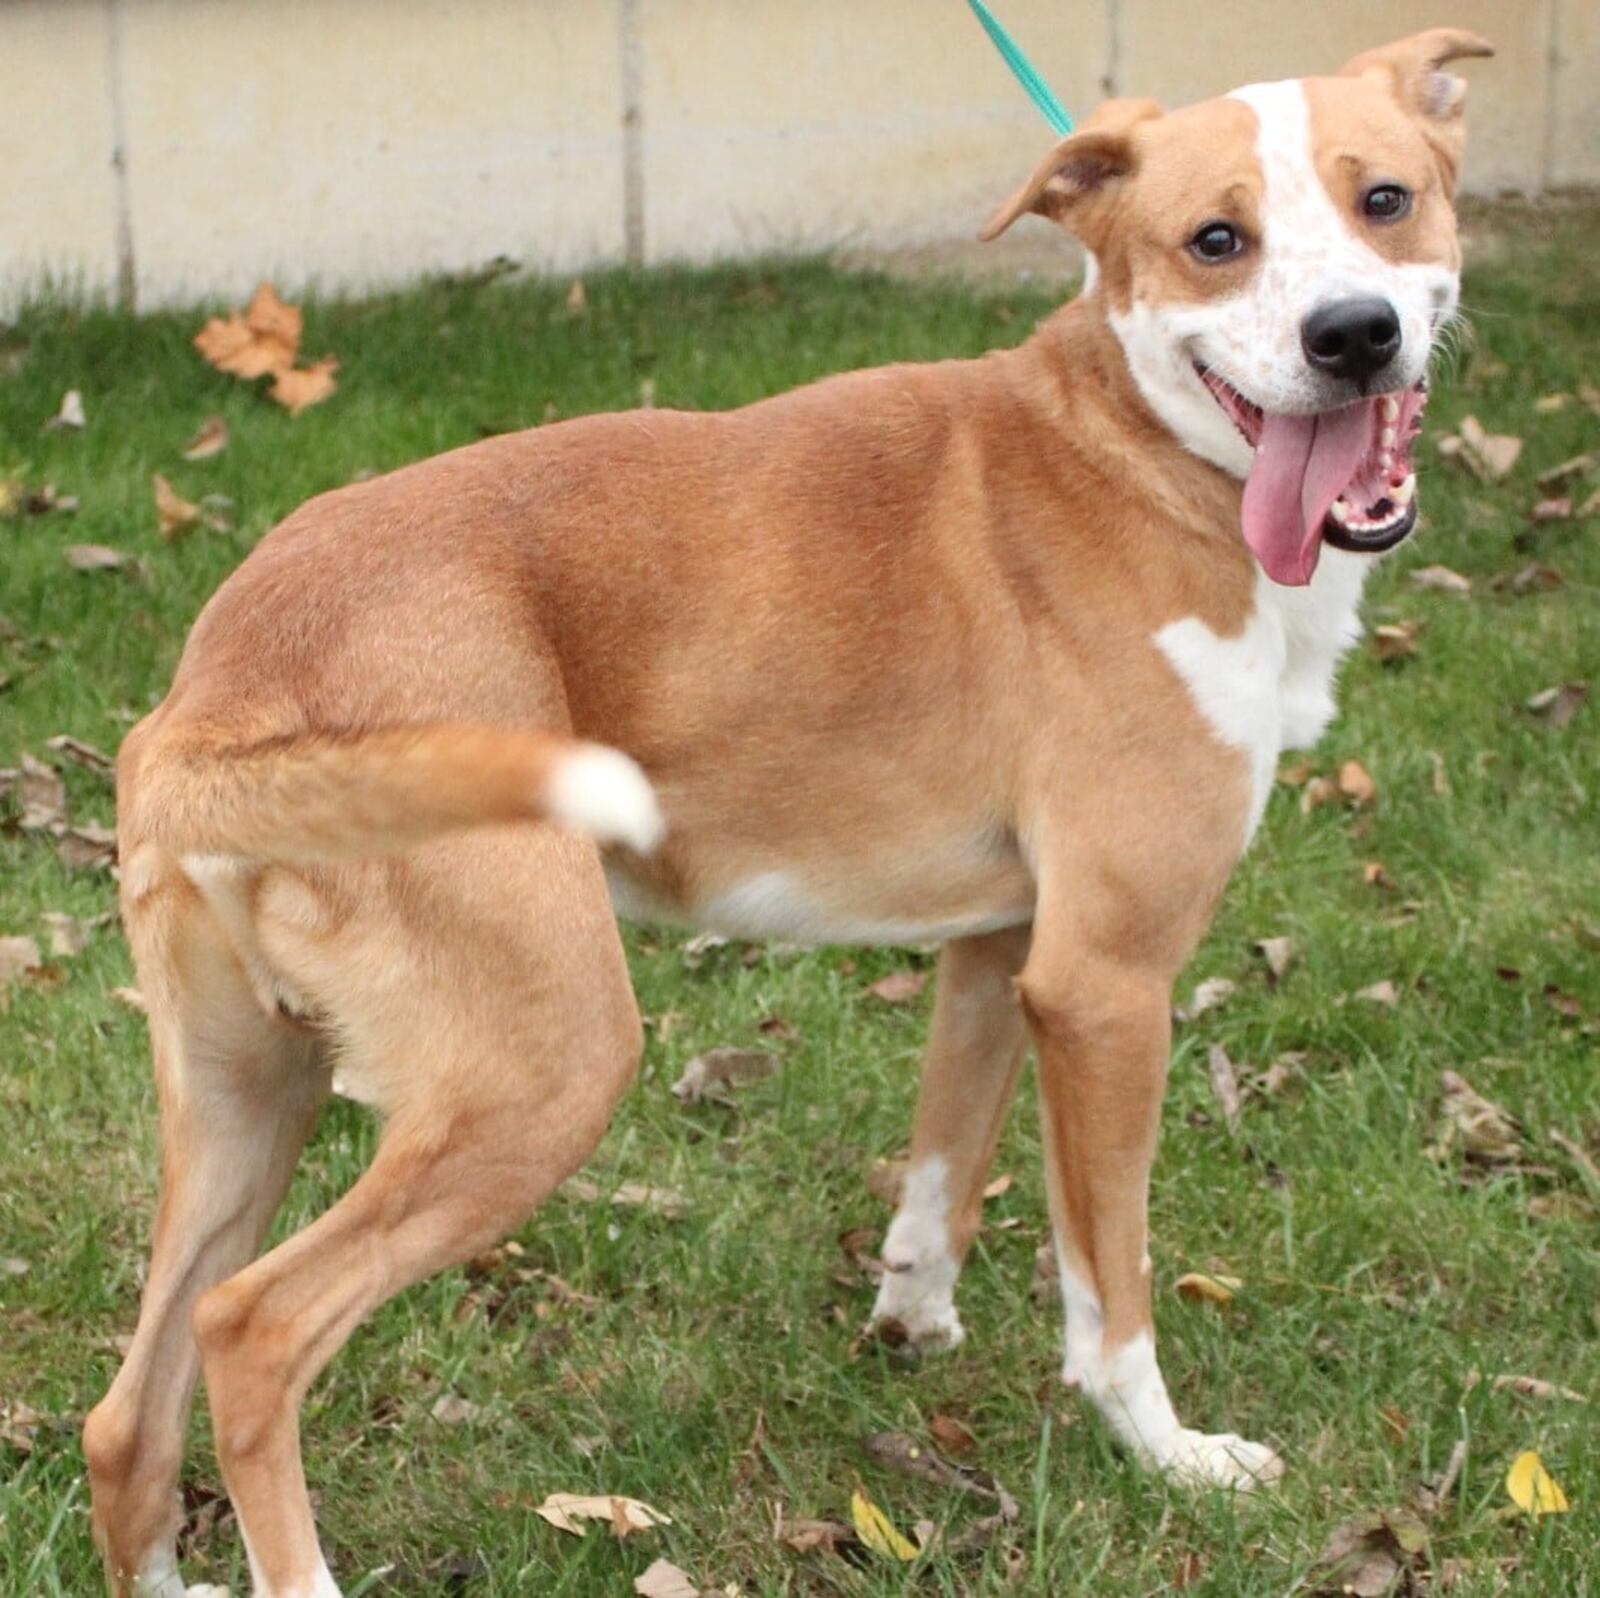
869, 926, 1032, 1348
1018, 919, 1283, 1489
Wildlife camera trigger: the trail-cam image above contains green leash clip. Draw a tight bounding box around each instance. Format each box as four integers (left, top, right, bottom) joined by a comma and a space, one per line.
966, 0, 1076, 136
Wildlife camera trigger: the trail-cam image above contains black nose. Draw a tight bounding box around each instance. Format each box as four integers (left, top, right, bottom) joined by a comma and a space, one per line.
1300, 297, 1402, 387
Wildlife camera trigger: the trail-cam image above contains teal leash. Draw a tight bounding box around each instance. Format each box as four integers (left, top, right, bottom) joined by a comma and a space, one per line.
965, 0, 1075, 136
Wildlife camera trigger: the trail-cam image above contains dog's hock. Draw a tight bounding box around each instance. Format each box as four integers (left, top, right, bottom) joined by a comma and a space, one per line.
544, 745, 665, 853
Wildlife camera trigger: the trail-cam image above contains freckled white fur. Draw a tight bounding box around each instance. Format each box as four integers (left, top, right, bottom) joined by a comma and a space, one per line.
870, 1156, 965, 1348
1154, 550, 1366, 846
545, 746, 664, 853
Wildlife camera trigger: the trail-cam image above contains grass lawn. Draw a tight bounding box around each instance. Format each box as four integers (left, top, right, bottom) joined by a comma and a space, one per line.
2, 205, 1597, 1596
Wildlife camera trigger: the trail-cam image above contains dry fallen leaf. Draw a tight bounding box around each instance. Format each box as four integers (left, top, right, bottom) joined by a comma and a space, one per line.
560, 1176, 687, 1219
1206, 1045, 1242, 1133
1175, 1271, 1240, 1307
195, 282, 302, 379
1438, 414, 1522, 481
1300, 775, 1338, 813
63, 543, 130, 573
110, 986, 147, 1012
1533, 392, 1570, 414
1427, 1070, 1521, 1164
0, 936, 44, 986
1505, 1450, 1569, 1516
1354, 980, 1400, 1007
866, 970, 928, 1004
44, 388, 86, 431
42, 912, 100, 958
983, 1173, 1013, 1200
850, 1488, 919, 1562
1410, 564, 1472, 595
929, 1413, 978, 1457
1524, 682, 1588, 729
566, 279, 589, 316
634, 1559, 698, 1598
45, 734, 114, 780
1174, 976, 1235, 1023
152, 473, 201, 539
536, 1492, 671, 1538
1255, 936, 1295, 981
16, 754, 67, 831
1315, 1507, 1430, 1597
779, 1517, 857, 1555
270, 356, 340, 417
429, 1393, 481, 1426
1372, 621, 1422, 663
1530, 496, 1572, 522
58, 822, 117, 872
0, 1400, 43, 1455
866, 1155, 908, 1207
1492, 1374, 1587, 1404
181, 415, 230, 461
1535, 450, 1596, 491
670, 1047, 779, 1105
1338, 760, 1378, 807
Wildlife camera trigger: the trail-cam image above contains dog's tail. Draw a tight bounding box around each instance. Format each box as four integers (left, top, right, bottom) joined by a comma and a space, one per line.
129, 724, 664, 863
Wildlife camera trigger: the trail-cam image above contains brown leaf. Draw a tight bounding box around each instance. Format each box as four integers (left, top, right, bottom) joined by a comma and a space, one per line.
195, 283, 302, 378
929, 1413, 978, 1457
866, 969, 928, 1004
42, 912, 100, 958
1175, 1271, 1240, 1306
1427, 1070, 1521, 1164
16, 754, 67, 830
1255, 936, 1295, 981
1353, 979, 1399, 1007
1491, 1374, 1587, 1404
0, 1400, 43, 1455
1249, 1052, 1306, 1098
1363, 861, 1397, 891
1174, 976, 1235, 1023
270, 356, 340, 417
560, 1177, 687, 1219
670, 1046, 779, 1105
1206, 1044, 1242, 1133
0, 936, 43, 986
429, 1393, 482, 1426
44, 734, 114, 779
1372, 622, 1422, 663
181, 415, 231, 461
633, 1559, 698, 1598
58, 823, 117, 872
1338, 760, 1378, 807
863, 1431, 1019, 1519
152, 473, 201, 539
779, 1517, 857, 1555
1439, 415, 1522, 482
1524, 682, 1588, 728
536, 1492, 670, 1538
983, 1173, 1013, 1200
1530, 496, 1572, 522
44, 388, 86, 431
1315, 1508, 1430, 1597
1535, 450, 1596, 490
1031, 1243, 1059, 1304
1491, 561, 1563, 595
1276, 759, 1317, 787
63, 543, 129, 573
1379, 1405, 1411, 1443
1409, 564, 1472, 595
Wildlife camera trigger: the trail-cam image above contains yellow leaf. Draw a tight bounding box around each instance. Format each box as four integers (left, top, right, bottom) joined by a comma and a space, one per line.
1505, 1450, 1570, 1515
1175, 1272, 1241, 1306
850, 1489, 919, 1561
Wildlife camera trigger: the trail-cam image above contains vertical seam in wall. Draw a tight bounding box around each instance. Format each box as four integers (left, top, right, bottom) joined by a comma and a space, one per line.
1542, 0, 1562, 190
104, 0, 136, 308
1104, 0, 1123, 97
619, 0, 645, 266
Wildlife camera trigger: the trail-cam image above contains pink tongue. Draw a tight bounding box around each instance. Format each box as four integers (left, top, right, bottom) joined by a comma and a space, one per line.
1241, 402, 1375, 586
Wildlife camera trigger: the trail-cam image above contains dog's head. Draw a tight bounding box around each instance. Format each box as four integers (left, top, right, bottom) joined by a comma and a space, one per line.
983, 29, 1493, 586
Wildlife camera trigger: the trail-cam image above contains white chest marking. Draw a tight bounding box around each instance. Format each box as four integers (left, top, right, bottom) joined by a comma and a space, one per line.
1154, 551, 1367, 845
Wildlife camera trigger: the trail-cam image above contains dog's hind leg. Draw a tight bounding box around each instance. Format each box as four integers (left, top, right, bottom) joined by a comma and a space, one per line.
188, 830, 640, 1597
85, 860, 329, 1597
869, 926, 1031, 1349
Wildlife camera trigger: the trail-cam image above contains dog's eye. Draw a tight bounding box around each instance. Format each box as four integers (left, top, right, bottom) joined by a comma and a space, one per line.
1189, 222, 1244, 262
1363, 184, 1411, 222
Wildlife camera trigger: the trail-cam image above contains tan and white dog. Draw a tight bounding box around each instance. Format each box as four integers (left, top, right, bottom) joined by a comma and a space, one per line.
85, 29, 1490, 1597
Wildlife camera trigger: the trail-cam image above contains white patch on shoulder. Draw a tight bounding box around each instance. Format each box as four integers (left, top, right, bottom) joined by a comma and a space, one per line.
869, 1156, 965, 1349
1154, 551, 1367, 844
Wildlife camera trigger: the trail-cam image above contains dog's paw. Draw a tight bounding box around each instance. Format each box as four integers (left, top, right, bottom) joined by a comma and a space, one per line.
1162, 1429, 1284, 1490
866, 1294, 966, 1352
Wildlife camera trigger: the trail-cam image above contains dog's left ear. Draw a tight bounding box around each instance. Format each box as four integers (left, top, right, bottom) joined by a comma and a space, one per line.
979, 99, 1162, 244
1340, 29, 1494, 193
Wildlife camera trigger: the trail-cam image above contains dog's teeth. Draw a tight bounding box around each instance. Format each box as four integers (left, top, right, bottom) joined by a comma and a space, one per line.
1393, 475, 1415, 505
1329, 500, 1350, 524
1380, 395, 1399, 421
1381, 427, 1396, 449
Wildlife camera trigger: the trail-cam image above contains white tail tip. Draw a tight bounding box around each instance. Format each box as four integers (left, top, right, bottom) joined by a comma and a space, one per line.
545, 745, 665, 853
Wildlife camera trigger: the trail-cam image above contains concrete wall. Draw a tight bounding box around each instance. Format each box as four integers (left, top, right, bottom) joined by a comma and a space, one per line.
0, 0, 1589, 308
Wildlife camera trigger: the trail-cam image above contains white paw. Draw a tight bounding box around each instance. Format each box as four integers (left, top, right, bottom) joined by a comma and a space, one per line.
1161, 1429, 1284, 1490
868, 1279, 966, 1351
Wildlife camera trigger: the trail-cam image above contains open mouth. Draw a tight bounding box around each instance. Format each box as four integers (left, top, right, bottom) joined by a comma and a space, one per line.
1196, 365, 1428, 586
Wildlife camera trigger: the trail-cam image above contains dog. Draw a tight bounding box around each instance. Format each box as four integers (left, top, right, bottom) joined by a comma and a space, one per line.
84, 28, 1490, 1596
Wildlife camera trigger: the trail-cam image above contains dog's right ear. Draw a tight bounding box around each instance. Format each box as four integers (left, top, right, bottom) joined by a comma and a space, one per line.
979, 99, 1161, 243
